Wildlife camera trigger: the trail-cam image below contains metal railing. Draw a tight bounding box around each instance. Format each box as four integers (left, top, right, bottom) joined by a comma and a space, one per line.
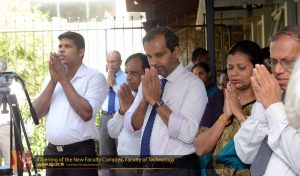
0, 15, 236, 94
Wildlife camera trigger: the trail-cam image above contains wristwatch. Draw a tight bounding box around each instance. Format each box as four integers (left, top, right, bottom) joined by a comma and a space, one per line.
153, 99, 165, 109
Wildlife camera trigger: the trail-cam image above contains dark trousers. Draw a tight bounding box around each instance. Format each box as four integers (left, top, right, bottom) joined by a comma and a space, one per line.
143, 168, 199, 176
115, 169, 141, 176
44, 139, 98, 176
99, 113, 117, 176
142, 153, 200, 176
115, 161, 142, 176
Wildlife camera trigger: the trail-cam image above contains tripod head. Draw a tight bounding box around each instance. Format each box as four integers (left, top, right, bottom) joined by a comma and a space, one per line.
0, 72, 39, 125
0, 72, 13, 114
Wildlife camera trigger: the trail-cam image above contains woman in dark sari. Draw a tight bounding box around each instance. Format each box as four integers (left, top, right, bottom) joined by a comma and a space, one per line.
194, 40, 265, 176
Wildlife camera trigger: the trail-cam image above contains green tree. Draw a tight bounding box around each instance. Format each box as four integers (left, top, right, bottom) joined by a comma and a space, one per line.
0, 0, 51, 157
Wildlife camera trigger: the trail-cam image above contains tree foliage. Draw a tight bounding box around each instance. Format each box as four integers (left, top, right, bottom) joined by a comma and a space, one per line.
0, 0, 50, 157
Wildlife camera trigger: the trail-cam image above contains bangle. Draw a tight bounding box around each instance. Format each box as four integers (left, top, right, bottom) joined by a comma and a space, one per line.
218, 114, 229, 126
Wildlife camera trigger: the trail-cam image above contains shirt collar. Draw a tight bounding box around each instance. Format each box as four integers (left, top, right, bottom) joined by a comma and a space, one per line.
115, 70, 123, 77
132, 90, 137, 97
72, 64, 87, 80
163, 63, 185, 83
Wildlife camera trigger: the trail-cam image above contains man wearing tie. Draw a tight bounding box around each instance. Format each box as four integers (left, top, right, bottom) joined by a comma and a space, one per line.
124, 27, 207, 176
234, 26, 300, 175
99, 50, 126, 176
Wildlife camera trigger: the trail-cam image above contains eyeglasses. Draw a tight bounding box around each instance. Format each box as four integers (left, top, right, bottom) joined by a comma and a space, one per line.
265, 59, 295, 70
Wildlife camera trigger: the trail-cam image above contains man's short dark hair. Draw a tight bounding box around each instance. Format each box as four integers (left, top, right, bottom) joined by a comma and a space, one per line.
58, 31, 85, 50
192, 48, 209, 62
125, 53, 150, 70
143, 27, 179, 52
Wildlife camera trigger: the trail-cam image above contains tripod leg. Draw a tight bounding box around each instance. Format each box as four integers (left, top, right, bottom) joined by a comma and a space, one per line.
8, 94, 40, 176
8, 95, 24, 176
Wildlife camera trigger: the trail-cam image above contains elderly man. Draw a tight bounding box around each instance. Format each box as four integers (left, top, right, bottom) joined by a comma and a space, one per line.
234, 26, 300, 175
107, 53, 149, 176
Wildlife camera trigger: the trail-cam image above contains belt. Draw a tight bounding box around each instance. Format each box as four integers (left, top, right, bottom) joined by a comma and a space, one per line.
102, 111, 115, 116
48, 139, 94, 152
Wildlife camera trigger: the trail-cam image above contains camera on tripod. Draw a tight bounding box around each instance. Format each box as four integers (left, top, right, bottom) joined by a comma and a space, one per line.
0, 71, 14, 114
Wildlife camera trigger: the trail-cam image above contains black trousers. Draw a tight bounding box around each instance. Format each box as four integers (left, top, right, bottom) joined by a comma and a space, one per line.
142, 153, 200, 176
44, 139, 98, 176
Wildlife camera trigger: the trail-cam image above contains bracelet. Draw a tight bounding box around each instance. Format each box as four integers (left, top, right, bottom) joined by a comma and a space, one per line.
218, 114, 229, 126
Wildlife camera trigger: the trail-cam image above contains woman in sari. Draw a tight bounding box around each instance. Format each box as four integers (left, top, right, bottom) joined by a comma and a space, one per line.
194, 40, 265, 176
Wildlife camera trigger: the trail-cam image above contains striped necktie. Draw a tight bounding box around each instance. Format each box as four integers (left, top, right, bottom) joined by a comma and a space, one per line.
140, 78, 167, 157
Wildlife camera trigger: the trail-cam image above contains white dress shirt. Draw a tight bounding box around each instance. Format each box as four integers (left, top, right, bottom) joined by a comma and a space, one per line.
234, 102, 298, 176
107, 111, 124, 139
108, 111, 140, 155
107, 91, 140, 155
46, 64, 108, 145
101, 70, 126, 112
124, 64, 208, 156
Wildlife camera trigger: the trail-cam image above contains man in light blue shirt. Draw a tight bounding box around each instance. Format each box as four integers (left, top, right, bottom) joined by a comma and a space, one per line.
99, 50, 126, 176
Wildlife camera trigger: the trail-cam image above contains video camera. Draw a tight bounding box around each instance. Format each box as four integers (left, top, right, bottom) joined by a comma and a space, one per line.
0, 72, 13, 88
0, 72, 39, 125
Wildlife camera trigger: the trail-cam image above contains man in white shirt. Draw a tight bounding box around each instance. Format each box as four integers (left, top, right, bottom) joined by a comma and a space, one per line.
124, 27, 207, 176
33, 31, 108, 176
107, 53, 149, 176
234, 26, 300, 176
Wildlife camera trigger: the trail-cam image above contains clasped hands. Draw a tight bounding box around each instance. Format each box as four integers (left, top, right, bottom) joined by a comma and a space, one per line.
49, 52, 67, 84
141, 67, 162, 106
107, 70, 116, 88
118, 83, 134, 115
223, 82, 245, 122
251, 64, 281, 108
